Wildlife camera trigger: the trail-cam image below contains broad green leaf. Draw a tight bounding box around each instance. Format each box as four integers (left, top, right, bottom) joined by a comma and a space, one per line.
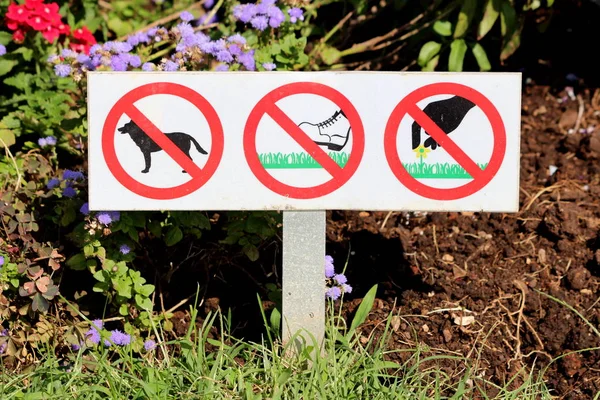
471, 43, 492, 71
433, 20, 452, 36
500, 1, 517, 37
548, 0, 555, 5
66, 253, 87, 271
347, 284, 378, 340
12, 47, 33, 61
417, 41, 441, 68
270, 307, 281, 334
478, 0, 501, 39
449, 39, 468, 72
135, 294, 153, 310
0, 59, 16, 77
500, 21, 522, 62
454, 0, 477, 38
320, 46, 342, 66
113, 278, 132, 298
0, 32, 12, 45
0, 129, 15, 147
243, 243, 259, 261
137, 284, 154, 297
164, 225, 183, 246
423, 55, 440, 72
32, 293, 49, 313
119, 303, 129, 316
93, 270, 106, 282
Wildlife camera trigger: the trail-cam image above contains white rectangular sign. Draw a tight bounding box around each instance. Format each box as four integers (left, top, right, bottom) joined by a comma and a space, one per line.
87, 71, 521, 212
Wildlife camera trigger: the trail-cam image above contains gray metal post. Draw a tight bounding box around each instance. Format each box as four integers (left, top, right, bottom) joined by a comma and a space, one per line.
282, 211, 326, 352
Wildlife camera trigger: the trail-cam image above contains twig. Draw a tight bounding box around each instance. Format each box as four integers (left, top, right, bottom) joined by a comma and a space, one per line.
165, 294, 195, 315
432, 225, 439, 256
379, 211, 395, 231
574, 94, 585, 133
309, 11, 354, 58
0, 138, 22, 189
523, 183, 564, 211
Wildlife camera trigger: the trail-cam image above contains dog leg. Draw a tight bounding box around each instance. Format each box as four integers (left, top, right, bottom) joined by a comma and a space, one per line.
142, 152, 151, 173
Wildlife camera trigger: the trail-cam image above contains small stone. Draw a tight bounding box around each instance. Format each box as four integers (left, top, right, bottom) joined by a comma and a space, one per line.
359, 211, 370, 218
567, 267, 591, 290
442, 328, 452, 343
558, 109, 578, 130
452, 314, 475, 326
538, 249, 547, 264
442, 254, 454, 262
422, 324, 430, 333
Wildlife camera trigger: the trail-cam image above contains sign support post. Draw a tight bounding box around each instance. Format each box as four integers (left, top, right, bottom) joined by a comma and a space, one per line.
282, 211, 326, 352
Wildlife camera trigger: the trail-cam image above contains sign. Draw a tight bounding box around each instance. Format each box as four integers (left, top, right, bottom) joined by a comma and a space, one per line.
243, 82, 364, 199
384, 82, 506, 200
88, 72, 521, 212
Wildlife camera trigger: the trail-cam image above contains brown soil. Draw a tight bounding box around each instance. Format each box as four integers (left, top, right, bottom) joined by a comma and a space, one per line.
323, 84, 600, 399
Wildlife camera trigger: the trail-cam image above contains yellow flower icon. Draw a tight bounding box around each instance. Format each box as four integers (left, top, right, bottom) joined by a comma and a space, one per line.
413, 144, 431, 159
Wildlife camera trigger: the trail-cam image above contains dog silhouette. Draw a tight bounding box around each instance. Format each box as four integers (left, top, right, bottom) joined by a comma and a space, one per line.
118, 120, 208, 173
412, 96, 476, 150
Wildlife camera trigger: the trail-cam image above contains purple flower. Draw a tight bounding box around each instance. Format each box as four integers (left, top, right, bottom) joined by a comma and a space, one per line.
251, 15, 269, 31
63, 170, 85, 181
325, 255, 335, 278
80, 203, 89, 215
119, 244, 131, 255
239, 4, 258, 23
104, 41, 133, 54
326, 286, 341, 300
176, 22, 194, 38
238, 51, 256, 71
334, 274, 347, 285
142, 62, 155, 71
0, 343, 6, 355
85, 327, 101, 345
109, 329, 131, 346
216, 49, 233, 63
46, 136, 57, 145
228, 34, 246, 45
147, 27, 159, 37
0, 256, 4, 266
110, 54, 128, 71
0, 44, 6, 56
0, 329, 6, 337
92, 319, 103, 330
47, 178, 60, 189
262, 62, 276, 71
72, 343, 81, 351
180, 11, 194, 22
89, 44, 102, 54
144, 339, 156, 351
61, 49, 77, 59
127, 32, 150, 47
342, 284, 353, 294
77, 54, 90, 63
163, 60, 179, 71
215, 64, 229, 72
229, 44, 242, 57
47, 54, 59, 63
63, 186, 77, 198
54, 64, 71, 77
108, 211, 121, 222
38, 138, 48, 147
198, 13, 218, 25
97, 212, 113, 225
289, 7, 304, 23
268, 7, 285, 28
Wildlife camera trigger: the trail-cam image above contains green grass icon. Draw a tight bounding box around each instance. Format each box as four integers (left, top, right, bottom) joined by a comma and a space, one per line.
402, 161, 488, 179
259, 152, 349, 169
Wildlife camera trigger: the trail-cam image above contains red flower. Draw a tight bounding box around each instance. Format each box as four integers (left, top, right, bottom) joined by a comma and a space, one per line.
6, 3, 30, 22
42, 25, 60, 42
24, 0, 44, 10
6, 18, 19, 31
56, 22, 70, 35
37, 3, 60, 22
72, 27, 94, 42
12, 29, 25, 43
69, 42, 90, 54
27, 15, 50, 31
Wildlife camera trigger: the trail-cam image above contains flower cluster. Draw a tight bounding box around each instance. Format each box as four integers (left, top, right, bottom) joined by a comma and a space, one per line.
233, 0, 304, 31
38, 135, 56, 147
0, 44, 6, 56
325, 255, 352, 300
5, 0, 70, 43
69, 27, 97, 54
74, 319, 156, 353
46, 168, 85, 198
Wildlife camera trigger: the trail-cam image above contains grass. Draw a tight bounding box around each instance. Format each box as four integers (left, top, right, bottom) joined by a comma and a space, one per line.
0, 286, 595, 399
259, 152, 349, 169
402, 161, 489, 179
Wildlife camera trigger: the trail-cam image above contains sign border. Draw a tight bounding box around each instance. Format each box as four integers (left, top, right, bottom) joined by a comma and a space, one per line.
243, 82, 365, 200
102, 82, 224, 200
384, 82, 506, 200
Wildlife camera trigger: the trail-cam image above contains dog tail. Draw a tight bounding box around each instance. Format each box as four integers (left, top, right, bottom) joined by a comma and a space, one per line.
190, 136, 208, 155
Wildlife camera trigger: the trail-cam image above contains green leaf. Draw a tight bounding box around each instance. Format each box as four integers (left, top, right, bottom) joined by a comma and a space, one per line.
119, 303, 129, 316
137, 284, 154, 297
500, 1, 517, 37
433, 20, 452, 36
422, 55, 440, 72
346, 284, 378, 340
0, 59, 17, 77
3, 73, 33, 90
66, 253, 87, 271
320, 46, 342, 66
135, 295, 153, 310
270, 307, 281, 334
0, 129, 15, 147
351, 0, 369, 14
164, 226, 183, 246
471, 43, 492, 71
12, 47, 33, 62
417, 41, 441, 68
500, 21, 522, 62
31, 293, 50, 313
242, 244, 259, 262
93, 270, 106, 283
0, 32, 12, 45
454, 0, 477, 38
148, 220, 162, 238
113, 278, 132, 298
478, 0, 501, 39
448, 39, 468, 72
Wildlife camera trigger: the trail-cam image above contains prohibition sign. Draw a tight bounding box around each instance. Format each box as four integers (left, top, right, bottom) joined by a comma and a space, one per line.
244, 82, 365, 199
384, 82, 506, 200
102, 82, 224, 200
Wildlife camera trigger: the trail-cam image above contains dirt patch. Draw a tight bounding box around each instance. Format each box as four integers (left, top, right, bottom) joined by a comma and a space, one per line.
323, 84, 600, 398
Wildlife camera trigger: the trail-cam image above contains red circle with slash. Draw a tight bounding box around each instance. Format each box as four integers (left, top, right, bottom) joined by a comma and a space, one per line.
102, 82, 224, 200
384, 82, 506, 200
243, 82, 365, 199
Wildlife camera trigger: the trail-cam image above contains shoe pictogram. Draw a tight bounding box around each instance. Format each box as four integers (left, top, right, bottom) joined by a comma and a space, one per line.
298, 109, 351, 151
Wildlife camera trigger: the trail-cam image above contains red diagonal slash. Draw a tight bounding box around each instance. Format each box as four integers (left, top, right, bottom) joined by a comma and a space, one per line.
264, 103, 344, 177
407, 103, 484, 180
123, 104, 203, 177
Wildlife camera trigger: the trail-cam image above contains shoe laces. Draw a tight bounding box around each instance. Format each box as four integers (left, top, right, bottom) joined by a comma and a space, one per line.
317, 110, 344, 128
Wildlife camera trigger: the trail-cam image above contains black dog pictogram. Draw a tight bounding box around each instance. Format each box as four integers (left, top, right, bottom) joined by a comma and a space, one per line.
412, 96, 476, 150
118, 120, 208, 173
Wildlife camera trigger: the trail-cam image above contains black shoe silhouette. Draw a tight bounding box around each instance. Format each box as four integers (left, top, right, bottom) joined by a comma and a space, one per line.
412, 96, 476, 150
